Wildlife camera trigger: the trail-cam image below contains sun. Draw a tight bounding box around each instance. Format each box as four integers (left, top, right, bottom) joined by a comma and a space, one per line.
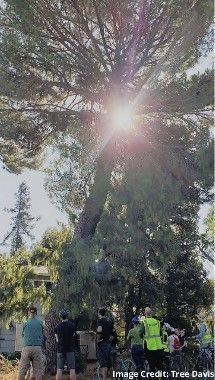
112, 107, 133, 131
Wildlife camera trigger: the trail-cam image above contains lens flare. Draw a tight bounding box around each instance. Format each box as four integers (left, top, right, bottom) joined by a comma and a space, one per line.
112, 107, 133, 130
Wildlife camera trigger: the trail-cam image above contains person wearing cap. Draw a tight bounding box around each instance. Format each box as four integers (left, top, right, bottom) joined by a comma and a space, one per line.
127, 316, 145, 375
18, 306, 45, 380
55, 309, 76, 380
142, 307, 163, 372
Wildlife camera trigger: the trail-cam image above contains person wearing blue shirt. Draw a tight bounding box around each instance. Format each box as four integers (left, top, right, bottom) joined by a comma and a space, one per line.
195, 315, 212, 349
18, 306, 45, 380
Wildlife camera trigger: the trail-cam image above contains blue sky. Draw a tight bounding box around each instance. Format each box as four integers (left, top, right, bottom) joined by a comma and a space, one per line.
0, 168, 68, 249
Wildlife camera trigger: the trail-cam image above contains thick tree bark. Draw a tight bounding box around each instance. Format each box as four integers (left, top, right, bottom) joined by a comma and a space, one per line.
75, 135, 117, 239
44, 310, 60, 374
124, 285, 135, 338
45, 135, 118, 373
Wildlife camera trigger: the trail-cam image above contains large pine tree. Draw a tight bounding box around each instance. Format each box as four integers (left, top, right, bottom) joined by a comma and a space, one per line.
0, 0, 213, 239
0, 2, 213, 370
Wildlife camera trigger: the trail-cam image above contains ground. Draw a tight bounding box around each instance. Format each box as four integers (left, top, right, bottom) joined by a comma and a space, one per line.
1, 363, 96, 380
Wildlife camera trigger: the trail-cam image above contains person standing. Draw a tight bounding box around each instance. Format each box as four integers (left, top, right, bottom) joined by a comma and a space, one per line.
97, 308, 114, 380
28, 334, 47, 379
195, 315, 212, 348
127, 316, 145, 374
143, 307, 163, 373
18, 306, 44, 380
169, 328, 182, 353
55, 309, 76, 380
107, 315, 118, 370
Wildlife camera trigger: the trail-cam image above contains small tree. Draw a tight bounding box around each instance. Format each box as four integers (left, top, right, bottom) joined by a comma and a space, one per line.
2, 182, 39, 254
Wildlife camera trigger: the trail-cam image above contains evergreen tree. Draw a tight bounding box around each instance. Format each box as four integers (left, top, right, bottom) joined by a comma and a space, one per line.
0, 0, 213, 241
2, 182, 39, 254
0, 2, 213, 368
205, 204, 215, 239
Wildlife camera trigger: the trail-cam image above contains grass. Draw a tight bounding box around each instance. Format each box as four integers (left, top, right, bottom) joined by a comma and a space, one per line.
0, 354, 19, 379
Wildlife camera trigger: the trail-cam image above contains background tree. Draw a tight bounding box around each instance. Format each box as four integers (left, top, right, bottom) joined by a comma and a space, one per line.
0, 248, 46, 323
164, 250, 213, 329
198, 203, 215, 264
205, 204, 215, 239
1, 182, 39, 254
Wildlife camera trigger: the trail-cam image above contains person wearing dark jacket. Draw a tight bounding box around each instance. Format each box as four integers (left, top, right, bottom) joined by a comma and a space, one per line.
55, 309, 76, 380
97, 308, 114, 380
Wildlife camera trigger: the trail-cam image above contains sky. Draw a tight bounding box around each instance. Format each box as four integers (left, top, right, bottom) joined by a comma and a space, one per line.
0, 49, 213, 275
0, 168, 68, 249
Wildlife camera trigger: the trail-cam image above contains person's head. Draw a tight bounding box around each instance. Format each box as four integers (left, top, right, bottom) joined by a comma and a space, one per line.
198, 310, 207, 322
197, 315, 205, 323
98, 308, 106, 319
132, 316, 140, 326
145, 307, 153, 317
59, 309, 69, 321
28, 306, 37, 318
174, 328, 180, 336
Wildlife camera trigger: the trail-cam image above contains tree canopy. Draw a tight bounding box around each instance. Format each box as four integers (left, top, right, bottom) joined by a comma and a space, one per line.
0, 0, 213, 329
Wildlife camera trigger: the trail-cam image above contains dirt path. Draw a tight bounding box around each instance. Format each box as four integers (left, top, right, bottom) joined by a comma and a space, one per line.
1, 363, 97, 380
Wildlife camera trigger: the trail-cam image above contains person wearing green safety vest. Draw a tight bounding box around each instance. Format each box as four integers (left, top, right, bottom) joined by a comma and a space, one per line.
143, 307, 164, 373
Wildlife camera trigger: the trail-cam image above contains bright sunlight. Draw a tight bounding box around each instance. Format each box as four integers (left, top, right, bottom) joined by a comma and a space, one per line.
112, 106, 133, 130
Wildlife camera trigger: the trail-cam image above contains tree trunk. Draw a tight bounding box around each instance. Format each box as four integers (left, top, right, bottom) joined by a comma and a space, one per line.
124, 285, 135, 338
45, 135, 118, 373
44, 310, 60, 375
75, 135, 117, 239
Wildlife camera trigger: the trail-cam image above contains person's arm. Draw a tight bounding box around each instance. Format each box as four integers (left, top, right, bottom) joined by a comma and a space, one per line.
22, 322, 26, 337
97, 321, 103, 342
54, 326, 59, 342
41, 323, 47, 347
126, 330, 132, 348
140, 324, 145, 339
169, 335, 174, 353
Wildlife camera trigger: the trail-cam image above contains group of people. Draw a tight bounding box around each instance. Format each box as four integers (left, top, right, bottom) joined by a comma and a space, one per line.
95, 307, 185, 379
127, 307, 165, 375
127, 309, 213, 374
18, 306, 76, 380
99, 307, 213, 379
17, 305, 213, 380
